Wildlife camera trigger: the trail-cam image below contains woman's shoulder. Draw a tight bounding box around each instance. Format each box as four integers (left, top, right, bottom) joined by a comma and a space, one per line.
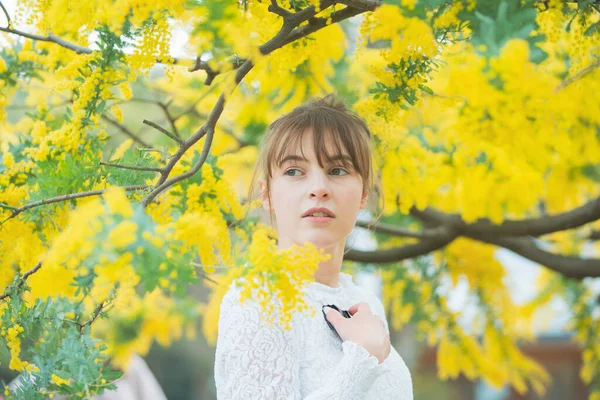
345, 275, 387, 322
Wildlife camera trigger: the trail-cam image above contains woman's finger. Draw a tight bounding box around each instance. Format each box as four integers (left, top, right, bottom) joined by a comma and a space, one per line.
348, 302, 371, 315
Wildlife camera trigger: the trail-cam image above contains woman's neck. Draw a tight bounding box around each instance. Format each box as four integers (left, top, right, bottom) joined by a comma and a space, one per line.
313, 245, 344, 288
278, 239, 345, 288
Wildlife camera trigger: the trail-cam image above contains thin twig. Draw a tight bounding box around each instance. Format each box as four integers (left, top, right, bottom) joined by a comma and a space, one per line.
156, 102, 181, 139
191, 268, 220, 286
354, 220, 449, 239
143, 119, 184, 145
0, 185, 148, 225
0, 203, 17, 211
188, 108, 250, 147
269, 0, 293, 18
344, 226, 458, 263
126, 98, 182, 139
555, 59, 600, 92
0, 26, 92, 54
0, 262, 42, 301
0, 1, 11, 27
0, 23, 196, 65
135, 147, 173, 160
6, 100, 71, 111
102, 114, 152, 148
189, 56, 246, 85
172, 84, 220, 122
78, 299, 112, 333
142, 3, 371, 205
99, 161, 163, 173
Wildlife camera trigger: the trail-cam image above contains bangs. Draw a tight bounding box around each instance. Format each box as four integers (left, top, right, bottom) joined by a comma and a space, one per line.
266, 109, 370, 180
245, 93, 383, 225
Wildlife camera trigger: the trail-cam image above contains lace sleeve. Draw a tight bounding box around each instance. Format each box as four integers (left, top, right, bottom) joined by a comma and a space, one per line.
364, 290, 414, 400
214, 284, 393, 400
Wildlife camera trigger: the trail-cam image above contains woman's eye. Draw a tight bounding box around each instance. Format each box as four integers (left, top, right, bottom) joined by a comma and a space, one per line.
284, 167, 348, 176
284, 168, 302, 177
330, 167, 349, 176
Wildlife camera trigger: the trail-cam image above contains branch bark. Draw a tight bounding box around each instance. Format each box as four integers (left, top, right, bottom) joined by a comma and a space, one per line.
142, 119, 184, 145
141, 2, 377, 206
0, 185, 148, 224
0, 1, 11, 27
99, 161, 163, 173
102, 114, 152, 148
354, 220, 449, 239
344, 226, 459, 263
555, 59, 600, 92
0, 262, 42, 301
78, 298, 113, 333
0, 26, 93, 54
473, 235, 600, 279
410, 197, 600, 237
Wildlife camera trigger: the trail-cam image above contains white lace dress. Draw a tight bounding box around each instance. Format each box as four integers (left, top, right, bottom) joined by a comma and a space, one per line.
214, 272, 413, 399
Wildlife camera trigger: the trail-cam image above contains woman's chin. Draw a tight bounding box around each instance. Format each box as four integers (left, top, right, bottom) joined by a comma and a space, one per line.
296, 235, 341, 250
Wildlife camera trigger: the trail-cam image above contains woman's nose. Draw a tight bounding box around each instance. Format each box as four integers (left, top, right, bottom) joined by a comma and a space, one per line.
310, 187, 330, 199
309, 172, 331, 199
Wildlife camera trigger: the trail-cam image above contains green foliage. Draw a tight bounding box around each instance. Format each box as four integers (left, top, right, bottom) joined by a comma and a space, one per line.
467, 0, 547, 63
0, 295, 120, 399
0, 45, 41, 87
369, 57, 438, 109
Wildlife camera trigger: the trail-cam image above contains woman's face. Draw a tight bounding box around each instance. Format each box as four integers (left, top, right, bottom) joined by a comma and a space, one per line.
258, 130, 368, 250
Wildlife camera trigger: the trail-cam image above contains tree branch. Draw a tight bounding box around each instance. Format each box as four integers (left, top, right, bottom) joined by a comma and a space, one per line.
156, 102, 181, 139
269, 0, 294, 18
99, 161, 163, 173
555, 59, 600, 92
407, 203, 600, 278
0, 1, 11, 27
187, 0, 375, 82
0, 26, 93, 54
0, 202, 17, 211
189, 56, 246, 85
410, 197, 600, 237
78, 298, 113, 333
0, 185, 148, 225
355, 197, 600, 279
101, 114, 152, 148
473, 235, 600, 279
354, 220, 448, 239
336, 0, 381, 10
0, 262, 42, 301
343, 226, 459, 263
0, 5, 199, 69
142, 119, 184, 145
187, 107, 251, 148
281, 4, 370, 47
172, 84, 220, 122
141, 2, 378, 206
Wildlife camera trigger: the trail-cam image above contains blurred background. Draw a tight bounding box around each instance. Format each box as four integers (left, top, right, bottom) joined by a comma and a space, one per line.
2, 0, 600, 399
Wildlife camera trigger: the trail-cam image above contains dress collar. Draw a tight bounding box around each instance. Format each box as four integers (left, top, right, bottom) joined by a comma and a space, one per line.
306, 272, 353, 294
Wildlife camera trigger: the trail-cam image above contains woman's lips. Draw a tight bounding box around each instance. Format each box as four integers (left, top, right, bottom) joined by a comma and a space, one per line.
303, 216, 334, 223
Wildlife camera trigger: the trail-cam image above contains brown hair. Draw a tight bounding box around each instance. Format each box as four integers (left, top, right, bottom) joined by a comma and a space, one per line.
245, 93, 384, 229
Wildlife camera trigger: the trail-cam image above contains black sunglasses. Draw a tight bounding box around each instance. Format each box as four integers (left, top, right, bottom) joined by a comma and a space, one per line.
322, 304, 352, 340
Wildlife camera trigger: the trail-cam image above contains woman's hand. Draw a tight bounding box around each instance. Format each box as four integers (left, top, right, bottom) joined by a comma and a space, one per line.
325, 302, 391, 364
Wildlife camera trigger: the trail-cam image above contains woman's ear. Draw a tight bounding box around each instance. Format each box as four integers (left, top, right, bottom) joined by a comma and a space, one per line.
359, 190, 368, 210
258, 178, 272, 212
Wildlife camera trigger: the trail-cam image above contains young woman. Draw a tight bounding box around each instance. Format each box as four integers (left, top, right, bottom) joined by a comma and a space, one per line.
214, 94, 413, 399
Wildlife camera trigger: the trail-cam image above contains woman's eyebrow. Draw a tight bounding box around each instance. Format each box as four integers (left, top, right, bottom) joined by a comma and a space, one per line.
279, 154, 353, 164
279, 155, 308, 164
328, 155, 353, 163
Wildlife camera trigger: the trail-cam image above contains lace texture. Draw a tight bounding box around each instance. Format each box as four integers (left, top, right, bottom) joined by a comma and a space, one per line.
214, 272, 413, 399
